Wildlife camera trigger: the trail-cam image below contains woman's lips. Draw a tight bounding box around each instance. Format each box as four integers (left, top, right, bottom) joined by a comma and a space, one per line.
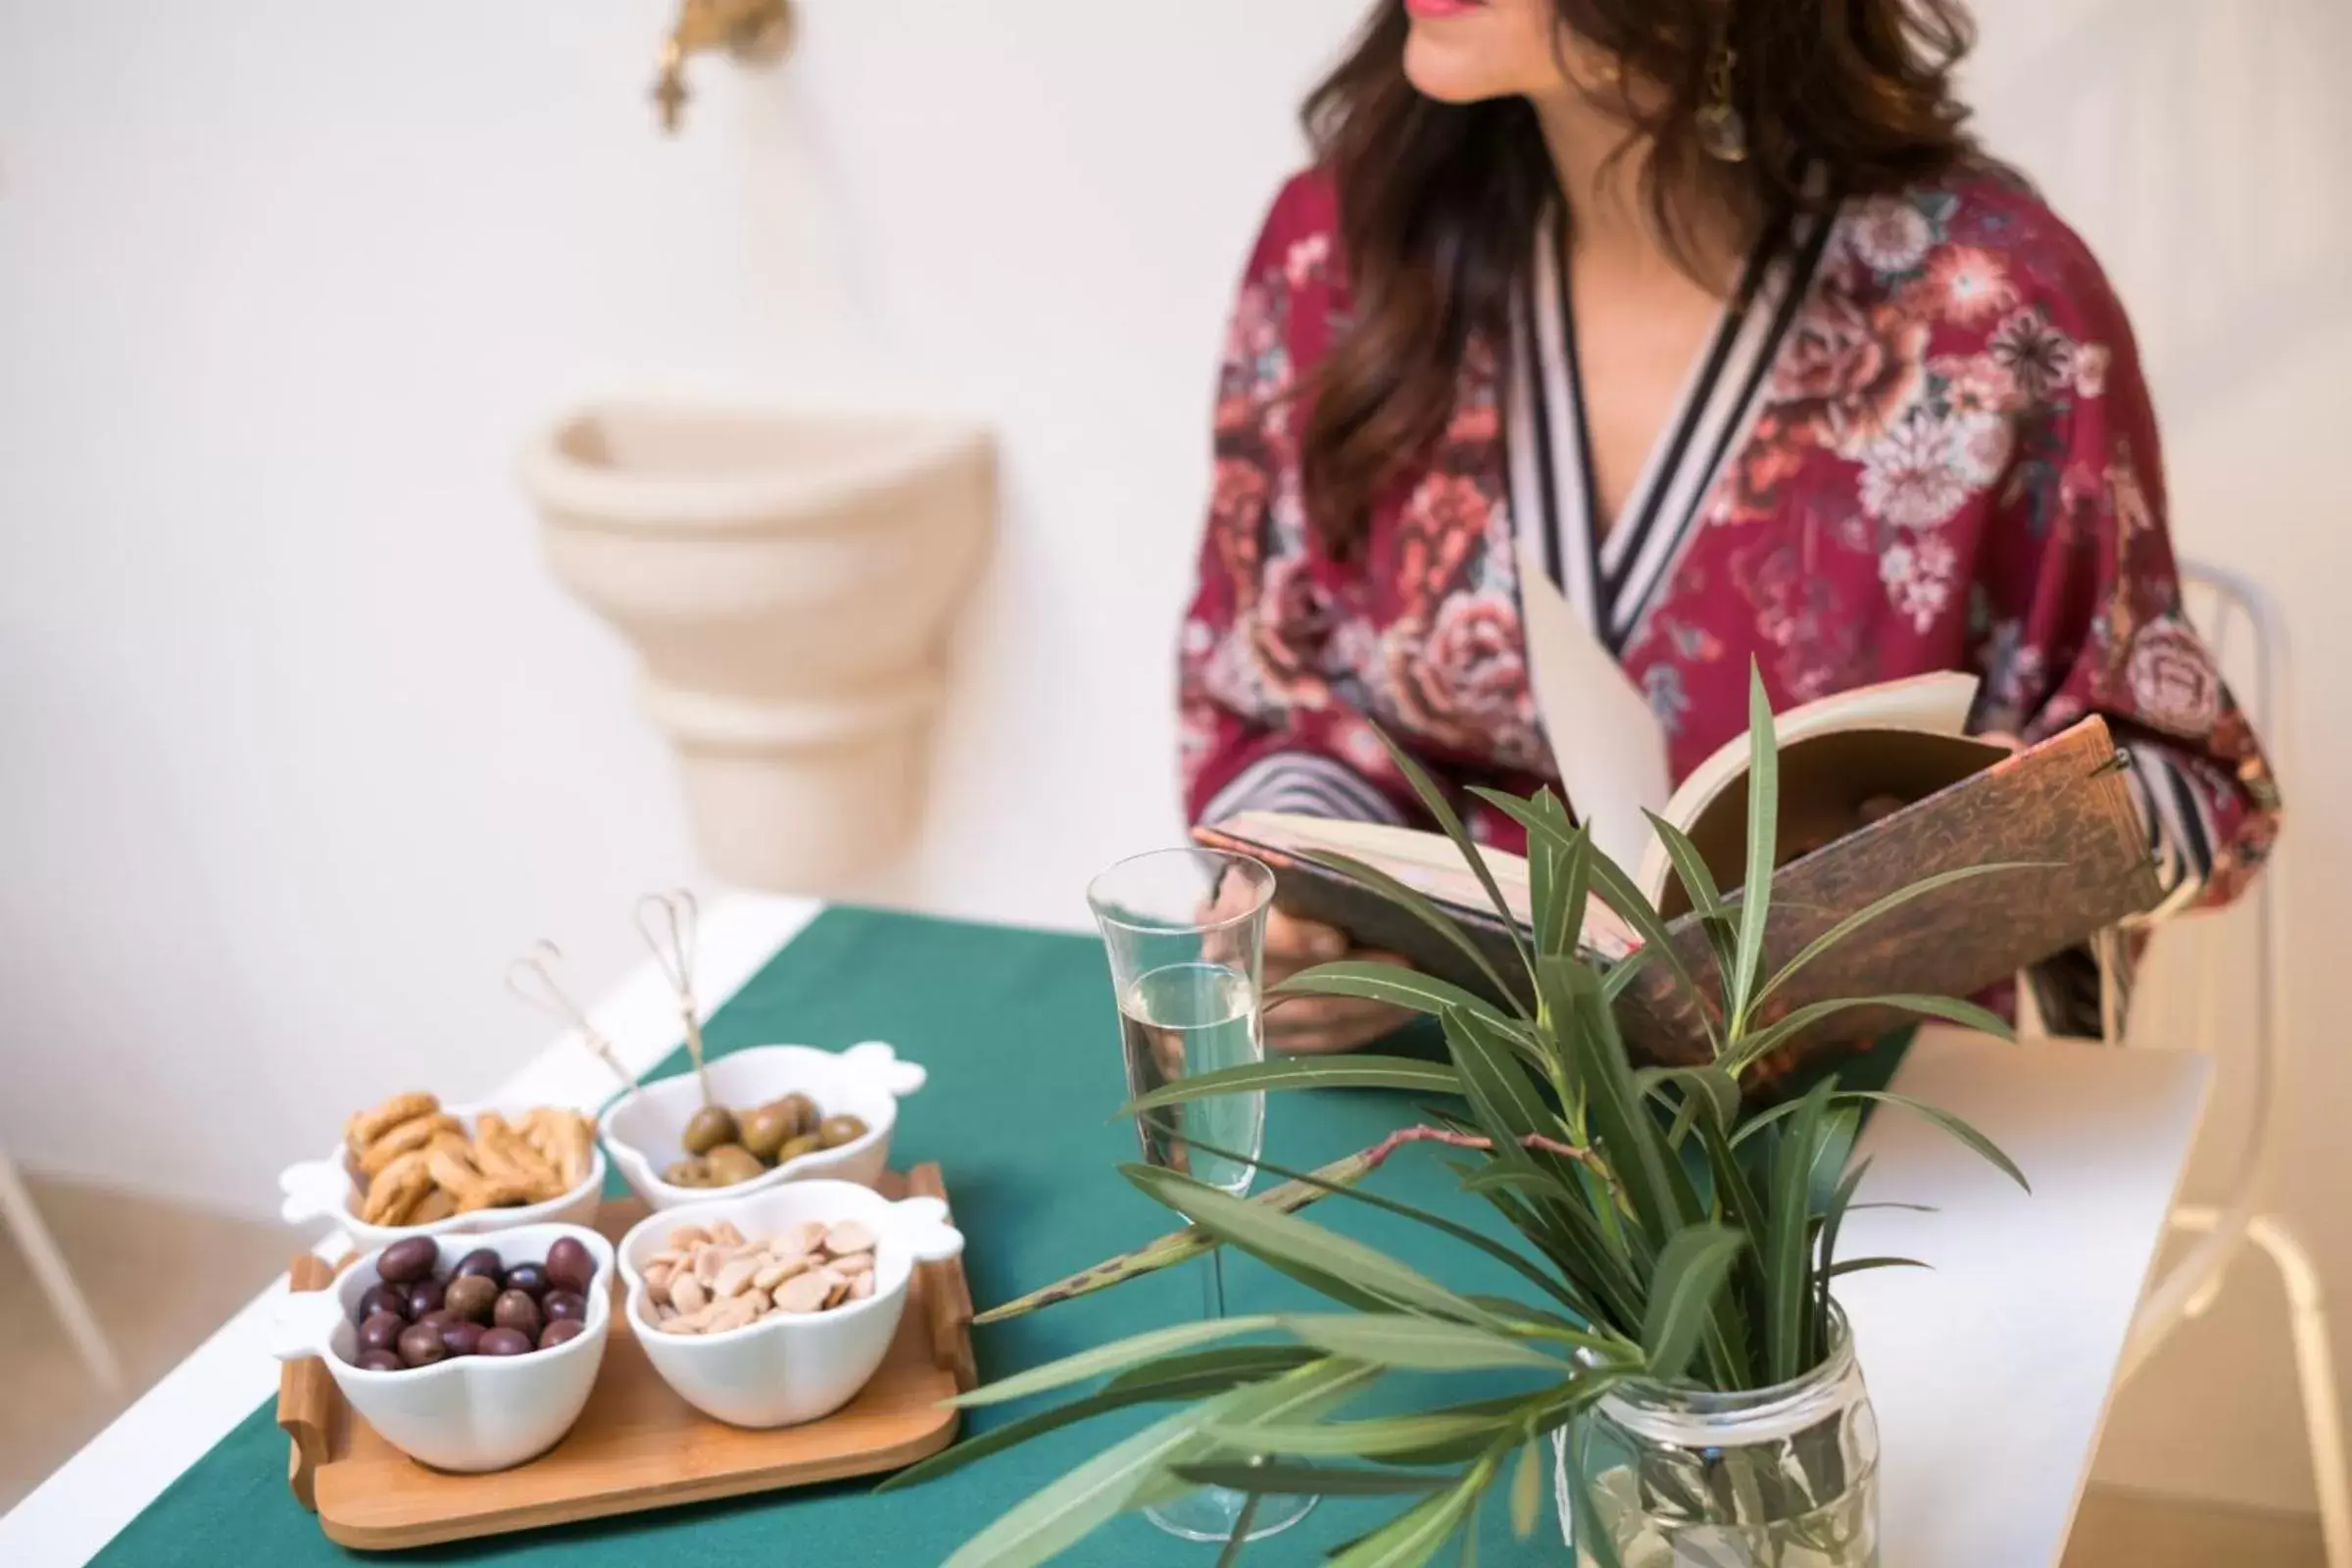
1403, 0, 1486, 18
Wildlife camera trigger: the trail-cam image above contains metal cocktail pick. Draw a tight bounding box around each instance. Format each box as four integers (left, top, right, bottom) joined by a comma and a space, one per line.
636, 888, 714, 1107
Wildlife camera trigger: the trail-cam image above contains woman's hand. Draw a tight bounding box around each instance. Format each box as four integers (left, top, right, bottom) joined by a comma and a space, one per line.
1260, 907, 1413, 1054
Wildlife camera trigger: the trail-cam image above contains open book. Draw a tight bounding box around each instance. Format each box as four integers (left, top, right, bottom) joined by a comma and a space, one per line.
1194, 564, 2163, 1065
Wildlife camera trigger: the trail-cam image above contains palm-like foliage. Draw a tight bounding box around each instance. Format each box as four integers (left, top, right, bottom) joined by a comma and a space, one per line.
894, 665, 2028, 1567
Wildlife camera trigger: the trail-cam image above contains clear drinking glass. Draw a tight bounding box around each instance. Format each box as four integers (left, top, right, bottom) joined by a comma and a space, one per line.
1087, 848, 1314, 1546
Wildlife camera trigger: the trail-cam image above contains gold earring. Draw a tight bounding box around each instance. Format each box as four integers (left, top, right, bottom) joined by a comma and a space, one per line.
1695, 38, 1748, 163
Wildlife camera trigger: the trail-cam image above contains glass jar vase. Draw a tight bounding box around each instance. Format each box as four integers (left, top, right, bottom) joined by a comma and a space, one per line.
1554, 1314, 1881, 1568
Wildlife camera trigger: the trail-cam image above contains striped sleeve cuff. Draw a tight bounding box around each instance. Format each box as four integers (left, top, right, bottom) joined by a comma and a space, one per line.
1199, 750, 1402, 826
2122, 741, 2217, 920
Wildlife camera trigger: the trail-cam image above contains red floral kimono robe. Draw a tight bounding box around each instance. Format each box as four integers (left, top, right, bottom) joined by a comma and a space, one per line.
1178, 164, 2280, 1025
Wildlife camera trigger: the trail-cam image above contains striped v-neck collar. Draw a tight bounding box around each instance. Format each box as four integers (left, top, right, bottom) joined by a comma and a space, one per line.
1508, 192, 1839, 653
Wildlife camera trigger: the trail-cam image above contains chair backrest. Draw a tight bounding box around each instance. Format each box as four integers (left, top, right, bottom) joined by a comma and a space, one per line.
2158, 559, 2289, 1203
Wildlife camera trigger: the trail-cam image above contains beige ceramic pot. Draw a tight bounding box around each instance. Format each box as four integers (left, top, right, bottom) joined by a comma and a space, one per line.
521, 406, 994, 890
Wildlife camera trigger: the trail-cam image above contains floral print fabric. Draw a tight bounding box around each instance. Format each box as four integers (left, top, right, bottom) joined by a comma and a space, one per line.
1178, 167, 2278, 912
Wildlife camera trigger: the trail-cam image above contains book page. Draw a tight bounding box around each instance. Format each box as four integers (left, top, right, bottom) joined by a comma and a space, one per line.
1637, 670, 1984, 902
1515, 541, 1672, 883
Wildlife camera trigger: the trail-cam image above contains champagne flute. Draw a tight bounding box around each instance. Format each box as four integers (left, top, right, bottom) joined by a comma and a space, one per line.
1088, 848, 1314, 1546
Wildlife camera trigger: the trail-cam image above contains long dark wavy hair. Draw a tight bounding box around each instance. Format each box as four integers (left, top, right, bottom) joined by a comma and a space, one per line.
1299, 0, 1979, 552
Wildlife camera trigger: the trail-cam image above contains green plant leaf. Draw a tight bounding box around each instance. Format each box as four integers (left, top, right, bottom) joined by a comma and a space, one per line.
1837, 1091, 2031, 1192
951, 1315, 1281, 1409
1529, 822, 1563, 960
972, 1144, 1388, 1324
1163, 1124, 1597, 1318
942, 1361, 1375, 1568
1306, 849, 1521, 1004
1733, 664, 1780, 1027
939, 1404, 1208, 1568
1637, 1065, 1742, 1135
1327, 1453, 1498, 1568
1469, 787, 1716, 1042
1275, 960, 1529, 1037
1170, 1462, 1458, 1496
1121, 1054, 1463, 1117
1762, 1078, 1834, 1384
1640, 1223, 1748, 1383
1546, 956, 1685, 1251
1438, 1004, 1566, 1155
1825, 1255, 1932, 1278
1812, 1155, 1870, 1331
1737, 1088, 2029, 1192
1101, 1344, 1326, 1396
1510, 1435, 1544, 1539
1644, 810, 1739, 982
1283, 1314, 1570, 1373
1367, 726, 1537, 987
1750, 861, 2052, 1009
1208, 1407, 1522, 1459
1807, 1107, 1862, 1215
1124, 1163, 1496, 1324
1723, 992, 2014, 1079
880, 1346, 1323, 1494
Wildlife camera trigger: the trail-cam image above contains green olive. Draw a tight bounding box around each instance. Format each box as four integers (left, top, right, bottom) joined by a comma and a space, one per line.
738, 1104, 791, 1160
704, 1143, 766, 1186
681, 1104, 740, 1155
816, 1114, 870, 1151
775, 1093, 821, 1141
662, 1156, 712, 1188
775, 1132, 823, 1164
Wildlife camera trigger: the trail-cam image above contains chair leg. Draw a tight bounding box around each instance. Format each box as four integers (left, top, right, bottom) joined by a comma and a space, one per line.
2246, 1215, 2351, 1568
0, 1146, 122, 1392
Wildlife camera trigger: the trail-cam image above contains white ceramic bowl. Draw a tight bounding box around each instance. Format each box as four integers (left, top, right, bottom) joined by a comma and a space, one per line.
616, 1180, 963, 1429
270, 1223, 614, 1473
277, 1102, 607, 1252
599, 1041, 925, 1212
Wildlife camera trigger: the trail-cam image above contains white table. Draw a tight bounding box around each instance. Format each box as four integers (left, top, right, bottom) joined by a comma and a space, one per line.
0, 897, 2210, 1567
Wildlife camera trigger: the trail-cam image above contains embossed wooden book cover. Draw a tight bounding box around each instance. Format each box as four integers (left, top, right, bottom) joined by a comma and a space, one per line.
1196, 713, 2163, 1068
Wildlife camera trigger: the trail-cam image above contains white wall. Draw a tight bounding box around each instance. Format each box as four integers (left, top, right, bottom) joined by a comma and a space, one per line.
0, 0, 2342, 1517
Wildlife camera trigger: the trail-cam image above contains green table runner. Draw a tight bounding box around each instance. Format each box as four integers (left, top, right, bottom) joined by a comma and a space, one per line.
90, 906, 1900, 1566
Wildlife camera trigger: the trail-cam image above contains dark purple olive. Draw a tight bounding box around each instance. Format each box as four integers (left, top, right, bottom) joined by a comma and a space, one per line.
415, 1308, 457, 1329
404, 1278, 447, 1319
453, 1248, 505, 1281
397, 1322, 450, 1367
541, 1290, 588, 1325
444, 1273, 500, 1325
375, 1237, 439, 1286
355, 1348, 405, 1372
476, 1327, 533, 1356
356, 1284, 409, 1324
544, 1237, 596, 1295
500, 1262, 550, 1299
538, 1319, 587, 1350
437, 1319, 485, 1357
357, 1311, 407, 1355
492, 1289, 542, 1339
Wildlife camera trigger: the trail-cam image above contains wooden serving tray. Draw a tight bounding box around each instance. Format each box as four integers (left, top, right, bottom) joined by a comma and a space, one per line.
277, 1164, 976, 1550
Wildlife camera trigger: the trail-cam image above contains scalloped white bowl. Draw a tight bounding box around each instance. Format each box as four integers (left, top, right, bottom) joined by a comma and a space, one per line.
616, 1180, 962, 1429
270, 1224, 614, 1473
276, 1102, 606, 1252
598, 1041, 925, 1212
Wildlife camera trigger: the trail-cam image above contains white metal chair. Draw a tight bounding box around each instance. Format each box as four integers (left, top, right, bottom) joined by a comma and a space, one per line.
0, 1136, 122, 1392
2101, 561, 2347, 1565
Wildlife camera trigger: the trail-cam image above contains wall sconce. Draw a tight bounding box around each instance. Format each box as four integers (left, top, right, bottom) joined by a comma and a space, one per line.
653, 0, 794, 133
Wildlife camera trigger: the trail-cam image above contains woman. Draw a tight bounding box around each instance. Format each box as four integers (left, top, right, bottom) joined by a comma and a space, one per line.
1179, 0, 2281, 1053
